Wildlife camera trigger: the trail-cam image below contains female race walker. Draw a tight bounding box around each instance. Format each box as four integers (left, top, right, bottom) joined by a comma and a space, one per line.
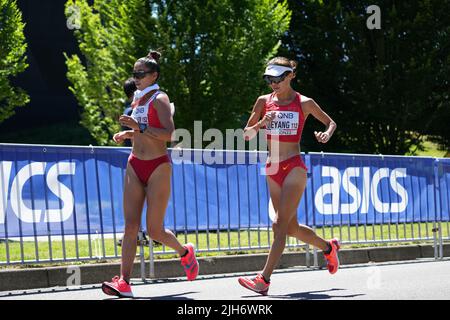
238, 57, 339, 296
102, 50, 199, 298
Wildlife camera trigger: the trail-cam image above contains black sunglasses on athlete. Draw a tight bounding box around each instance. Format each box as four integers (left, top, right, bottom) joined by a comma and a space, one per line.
263, 71, 291, 85
132, 71, 152, 79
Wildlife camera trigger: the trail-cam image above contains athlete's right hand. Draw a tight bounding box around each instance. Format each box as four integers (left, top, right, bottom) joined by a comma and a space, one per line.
259, 111, 276, 127
119, 115, 139, 131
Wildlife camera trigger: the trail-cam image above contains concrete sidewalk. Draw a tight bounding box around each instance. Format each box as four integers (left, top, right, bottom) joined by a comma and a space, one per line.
1, 244, 448, 292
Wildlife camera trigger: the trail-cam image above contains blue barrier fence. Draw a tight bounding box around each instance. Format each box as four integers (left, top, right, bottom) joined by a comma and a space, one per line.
0, 144, 449, 240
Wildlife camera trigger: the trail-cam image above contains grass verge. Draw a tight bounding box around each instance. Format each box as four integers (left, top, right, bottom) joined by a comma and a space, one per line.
1, 222, 448, 269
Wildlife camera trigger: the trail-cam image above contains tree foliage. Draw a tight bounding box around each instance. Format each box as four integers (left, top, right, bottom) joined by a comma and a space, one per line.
65, 0, 154, 145
0, 0, 29, 124
65, 0, 291, 146
282, 0, 450, 155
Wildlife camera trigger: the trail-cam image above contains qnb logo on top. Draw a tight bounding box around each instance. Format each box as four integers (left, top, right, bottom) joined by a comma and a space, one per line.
266, 111, 299, 135
0, 161, 76, 224
314, 166, 408, 214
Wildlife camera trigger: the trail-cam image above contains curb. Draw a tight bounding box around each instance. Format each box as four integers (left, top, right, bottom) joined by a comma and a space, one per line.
0, 244, 448, 292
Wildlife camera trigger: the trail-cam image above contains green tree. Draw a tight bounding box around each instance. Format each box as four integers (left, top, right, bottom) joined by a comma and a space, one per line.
0, 0, 29, 124
281, 0, 450, 155
65, 0, 291, 146
65, 0, 155, 145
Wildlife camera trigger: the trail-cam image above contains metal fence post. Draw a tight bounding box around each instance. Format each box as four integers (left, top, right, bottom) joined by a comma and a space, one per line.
432, 158, 441, 260
432, 222, 438, 260
138, 229, 146, 281
305, 244, 310, 268
149, 236, 155, 278
313, 226, 318, 267
439, 222, 443, 260
313, 247, 318, 268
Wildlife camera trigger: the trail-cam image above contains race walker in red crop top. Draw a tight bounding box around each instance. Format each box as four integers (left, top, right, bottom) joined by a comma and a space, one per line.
128, 85, 171, 185
263, 91, 308, 186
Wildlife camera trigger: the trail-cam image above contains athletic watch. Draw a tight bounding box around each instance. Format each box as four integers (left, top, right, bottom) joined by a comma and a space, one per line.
138, 123, 148, 133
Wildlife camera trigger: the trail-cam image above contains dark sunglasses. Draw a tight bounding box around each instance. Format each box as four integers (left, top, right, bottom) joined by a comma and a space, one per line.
132, 71, 152, 79
263, 71, 291, 85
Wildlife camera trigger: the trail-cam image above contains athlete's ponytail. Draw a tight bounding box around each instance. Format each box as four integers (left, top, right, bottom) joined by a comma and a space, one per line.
289, 60, 298, 75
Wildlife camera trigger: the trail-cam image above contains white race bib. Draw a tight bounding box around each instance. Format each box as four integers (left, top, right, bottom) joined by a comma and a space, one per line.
130, 91, 160, 125
131, 105, 149, 125
266, 111, 299, 135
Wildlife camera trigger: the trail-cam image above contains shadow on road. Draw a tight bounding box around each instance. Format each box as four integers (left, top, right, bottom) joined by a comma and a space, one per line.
103, 291, 197, 300
242, 288, 365, 300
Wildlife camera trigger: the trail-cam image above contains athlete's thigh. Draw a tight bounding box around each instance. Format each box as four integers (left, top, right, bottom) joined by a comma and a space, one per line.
123, 163, 146, 224
267, 176, 282, 213
278, 167, 307, 221
145, 163, 172, 228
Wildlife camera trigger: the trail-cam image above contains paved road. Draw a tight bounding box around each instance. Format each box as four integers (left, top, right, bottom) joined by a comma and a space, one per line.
1, 259, 449, 300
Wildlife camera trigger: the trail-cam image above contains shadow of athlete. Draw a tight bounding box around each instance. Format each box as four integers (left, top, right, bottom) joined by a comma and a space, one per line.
101, 50, 199, 298
243, 288, 365, 300
238, 56, 340, 296
104, 291, 197, 301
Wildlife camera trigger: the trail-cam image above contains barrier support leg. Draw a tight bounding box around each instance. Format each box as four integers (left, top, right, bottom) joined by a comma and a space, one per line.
149, 238, 155, 278
439, 222, 444, 260
306, 244, 310, 268
138, 230, 146, 281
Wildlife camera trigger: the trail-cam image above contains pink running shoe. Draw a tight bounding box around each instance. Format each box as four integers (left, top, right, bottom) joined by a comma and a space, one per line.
238, 274, 270, 296
180, 243, 199, 281
101, 276, 133, 298
324, 238, 340, 274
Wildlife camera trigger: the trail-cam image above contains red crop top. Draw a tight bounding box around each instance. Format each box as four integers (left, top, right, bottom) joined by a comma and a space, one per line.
130, 90, 164, 129
264, 92, 305, 143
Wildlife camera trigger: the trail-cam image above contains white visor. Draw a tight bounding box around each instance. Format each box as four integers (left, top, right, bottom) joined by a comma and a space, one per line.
263, 64, 293, 77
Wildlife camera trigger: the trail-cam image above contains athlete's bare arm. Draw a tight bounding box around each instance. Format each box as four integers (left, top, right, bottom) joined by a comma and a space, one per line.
243, 95, 275, 141
113, 129, 135, 144
113, 115, 138, 144
142, 93, 175, 142
302, 96, 336, 143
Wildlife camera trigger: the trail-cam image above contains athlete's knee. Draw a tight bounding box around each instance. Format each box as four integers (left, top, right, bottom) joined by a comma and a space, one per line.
123, 222, 140, 237
286, 221, 299, 237
286, 227, 296, 238
272, 219, 289, 238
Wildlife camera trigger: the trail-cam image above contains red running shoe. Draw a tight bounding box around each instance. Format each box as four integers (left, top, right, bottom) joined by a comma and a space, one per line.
101, 276, 133, 298
324, 238, 340, 274
181, 243, 199, 281
238, 273, 270, 296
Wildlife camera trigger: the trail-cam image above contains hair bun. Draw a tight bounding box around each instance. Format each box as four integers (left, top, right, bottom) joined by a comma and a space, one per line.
289, 60, 298, 71
148, 50, 161, 62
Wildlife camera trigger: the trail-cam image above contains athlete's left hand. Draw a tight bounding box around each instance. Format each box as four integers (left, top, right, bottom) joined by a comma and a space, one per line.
314, 131, 331, 143
113, 131, 128, 144
119, 115, 139, 130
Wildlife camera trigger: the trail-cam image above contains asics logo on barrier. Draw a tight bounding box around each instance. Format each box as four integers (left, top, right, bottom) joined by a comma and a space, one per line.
314, 166, 408, 214
0, 161, 76, 224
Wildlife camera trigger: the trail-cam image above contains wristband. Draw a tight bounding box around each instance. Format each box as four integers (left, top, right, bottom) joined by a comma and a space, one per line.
138, 123, 148, 133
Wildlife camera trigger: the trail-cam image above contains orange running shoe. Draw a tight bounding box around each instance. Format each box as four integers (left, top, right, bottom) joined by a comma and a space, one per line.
181, 243, 199, 281
101, 276, 133, 298
238, 273, 270, 296
324, 238, 340, 274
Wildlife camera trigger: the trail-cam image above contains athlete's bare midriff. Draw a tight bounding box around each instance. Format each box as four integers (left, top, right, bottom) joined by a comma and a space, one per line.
131, 135, 168, 160
267, 141, 301, 163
